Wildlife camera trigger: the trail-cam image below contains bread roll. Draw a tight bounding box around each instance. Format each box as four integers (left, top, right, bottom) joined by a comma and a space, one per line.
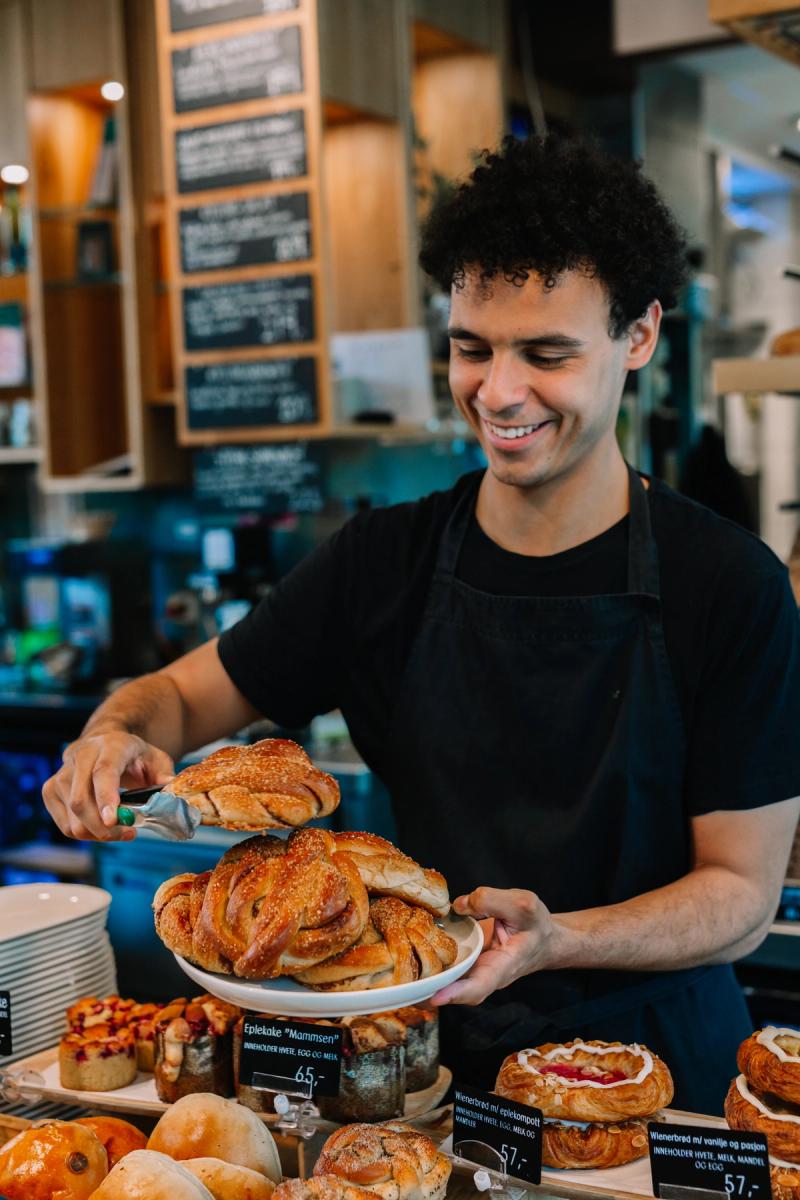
183, 1157, 276, 1200
87, 1150, 213, 1198
74, 1117, 146, 1168
148, 1093, 281, 1181
0, 1120, 108, 1200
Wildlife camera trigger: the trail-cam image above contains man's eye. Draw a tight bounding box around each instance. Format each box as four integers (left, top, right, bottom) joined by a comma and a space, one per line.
454, 346, 490, 360
526, 354, 568, 368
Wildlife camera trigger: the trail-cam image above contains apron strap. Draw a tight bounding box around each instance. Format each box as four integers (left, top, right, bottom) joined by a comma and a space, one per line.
435, 463, 662, 600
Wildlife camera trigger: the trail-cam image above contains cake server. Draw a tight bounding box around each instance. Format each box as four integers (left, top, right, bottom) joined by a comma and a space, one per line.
116, 784, 202, 840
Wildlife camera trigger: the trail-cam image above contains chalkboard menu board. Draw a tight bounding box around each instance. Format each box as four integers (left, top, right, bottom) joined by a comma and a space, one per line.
180, 193, 310, 272
170, 0, 298, 32
194, 441, 325, 512
172, 26, 303, 112
183, 274, 314, 350
186, 357, 317, 428
176, 110, 306, 193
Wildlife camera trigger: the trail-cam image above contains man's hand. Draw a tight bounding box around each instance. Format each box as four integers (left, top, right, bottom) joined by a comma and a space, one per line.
431, 887, 566, 1006
43, 732, 175, 842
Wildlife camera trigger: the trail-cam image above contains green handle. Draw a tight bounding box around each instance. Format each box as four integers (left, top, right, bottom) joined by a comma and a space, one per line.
117, 807, 136, 827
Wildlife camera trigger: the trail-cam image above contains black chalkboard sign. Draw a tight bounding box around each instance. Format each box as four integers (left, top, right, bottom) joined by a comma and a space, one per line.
193, 441, 326, 513
238, 1016, 342, 1096
648, 1123, 770, 1200
453, 1084, 542, 1185
172, 26, 303, 112
176, 110, 306, 193
0, 991, 11, 1057
183, 274, 314, 350
180, 193, 310, 272
186, 357, 317, 428
170, 0, 298, 32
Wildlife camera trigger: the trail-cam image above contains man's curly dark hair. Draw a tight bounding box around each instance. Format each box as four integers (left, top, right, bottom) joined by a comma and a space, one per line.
419, 134, 689, 339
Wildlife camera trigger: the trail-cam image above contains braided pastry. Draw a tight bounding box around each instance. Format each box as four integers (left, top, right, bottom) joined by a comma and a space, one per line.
333, 833, 449, 915
725, 1075, 800, 1160
495, 1040, 674, 1121
275, 1179, 382, 1200
314, 1122, 451, 1200
171, 738, 339, 829
154, 830, 370, 979
738, 1029, 800, 1107
295, 898, 457, 991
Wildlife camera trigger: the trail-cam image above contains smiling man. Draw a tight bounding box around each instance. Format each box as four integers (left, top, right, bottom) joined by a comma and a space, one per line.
44, 136, 800, 1113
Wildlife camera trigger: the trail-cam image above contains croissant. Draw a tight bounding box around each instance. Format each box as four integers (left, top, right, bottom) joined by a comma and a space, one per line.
154, 830, 370, 979
294, 898, 457, 991
333, 833, 449, 915
495, 1040, 674, 1122
171, 739, 339, 830
314, 1123, 451, 1200
541, 1117, 650, 1170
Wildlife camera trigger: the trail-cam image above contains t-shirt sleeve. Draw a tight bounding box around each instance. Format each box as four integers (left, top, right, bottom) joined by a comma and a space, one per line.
217, 527, 347, 728
686, 560, 800, 815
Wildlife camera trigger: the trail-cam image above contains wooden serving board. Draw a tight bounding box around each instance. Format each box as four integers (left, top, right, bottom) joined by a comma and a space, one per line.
10, 1046, 451, 1125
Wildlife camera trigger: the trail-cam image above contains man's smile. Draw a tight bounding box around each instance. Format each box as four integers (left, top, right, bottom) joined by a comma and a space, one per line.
482, 417, 556, 449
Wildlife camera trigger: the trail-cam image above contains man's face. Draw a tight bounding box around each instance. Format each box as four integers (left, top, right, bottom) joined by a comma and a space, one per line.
448, 268, 653, 492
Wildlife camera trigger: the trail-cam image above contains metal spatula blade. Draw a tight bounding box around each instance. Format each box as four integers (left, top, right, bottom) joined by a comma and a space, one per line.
116, 785, 202, 840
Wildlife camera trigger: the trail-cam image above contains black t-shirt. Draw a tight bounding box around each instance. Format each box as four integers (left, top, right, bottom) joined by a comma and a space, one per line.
219, 470, 800, 817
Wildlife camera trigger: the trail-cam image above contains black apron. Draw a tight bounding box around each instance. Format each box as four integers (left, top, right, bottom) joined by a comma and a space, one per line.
381, 466, 750, 1116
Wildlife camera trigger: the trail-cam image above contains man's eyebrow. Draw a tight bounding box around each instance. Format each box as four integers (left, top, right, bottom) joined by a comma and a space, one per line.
447, 326, 585, 349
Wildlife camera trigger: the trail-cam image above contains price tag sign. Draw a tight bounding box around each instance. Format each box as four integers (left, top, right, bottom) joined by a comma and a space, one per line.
453, 1083, 542, 1185
648, 1123, 771, 1200
0, 991, 11, 1056
238, 1016, 342, 1097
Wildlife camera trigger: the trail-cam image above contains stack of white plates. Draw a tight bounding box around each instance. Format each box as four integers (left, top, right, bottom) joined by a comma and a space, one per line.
0, 883, 117, 1065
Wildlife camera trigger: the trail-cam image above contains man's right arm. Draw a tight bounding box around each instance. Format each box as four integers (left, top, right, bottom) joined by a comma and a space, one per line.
43, 638, 261, 842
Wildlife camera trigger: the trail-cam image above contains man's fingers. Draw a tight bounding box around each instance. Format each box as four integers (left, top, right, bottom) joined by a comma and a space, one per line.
67, 751, 110, 840
92, 762, 127, 826
431, 950, 516, 1007
453, 887, 541, 927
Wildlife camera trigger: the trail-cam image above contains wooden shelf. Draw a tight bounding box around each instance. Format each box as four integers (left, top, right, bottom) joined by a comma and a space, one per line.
713, 354, 800, 394
709, 2, 800, 68
0, 273, 28, 303
38, 205, 118, 220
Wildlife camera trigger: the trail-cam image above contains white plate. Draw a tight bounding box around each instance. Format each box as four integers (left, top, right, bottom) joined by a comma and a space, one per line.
175, 912, 483, 1018
0, 884, 111, 944
3, 939, 114, 980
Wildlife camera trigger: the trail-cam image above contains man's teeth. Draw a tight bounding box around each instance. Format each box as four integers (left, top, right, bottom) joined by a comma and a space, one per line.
487, 421, 546, 440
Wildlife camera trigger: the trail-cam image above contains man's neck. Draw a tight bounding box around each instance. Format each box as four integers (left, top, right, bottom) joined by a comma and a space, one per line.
476, 445, 631, 558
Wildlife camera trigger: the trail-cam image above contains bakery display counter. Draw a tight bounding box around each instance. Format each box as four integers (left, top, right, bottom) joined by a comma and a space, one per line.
5, 1044, 452, 1126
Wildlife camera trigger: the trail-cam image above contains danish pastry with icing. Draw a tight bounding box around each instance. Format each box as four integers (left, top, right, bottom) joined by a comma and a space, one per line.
724, 1074, 800, 1161
738, 1028, 800, 1107
495, 1040, 673, 1171
495, 1040, 674, 1122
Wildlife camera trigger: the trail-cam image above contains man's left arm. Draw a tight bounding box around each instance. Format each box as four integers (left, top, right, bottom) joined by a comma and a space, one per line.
434, 796, 799, 1006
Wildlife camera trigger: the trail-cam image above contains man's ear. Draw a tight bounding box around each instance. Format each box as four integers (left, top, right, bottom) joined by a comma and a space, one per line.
624, 300, 663, 371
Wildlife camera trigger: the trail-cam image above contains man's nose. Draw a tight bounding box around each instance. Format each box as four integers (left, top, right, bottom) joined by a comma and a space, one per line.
476, 357, 530, 413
